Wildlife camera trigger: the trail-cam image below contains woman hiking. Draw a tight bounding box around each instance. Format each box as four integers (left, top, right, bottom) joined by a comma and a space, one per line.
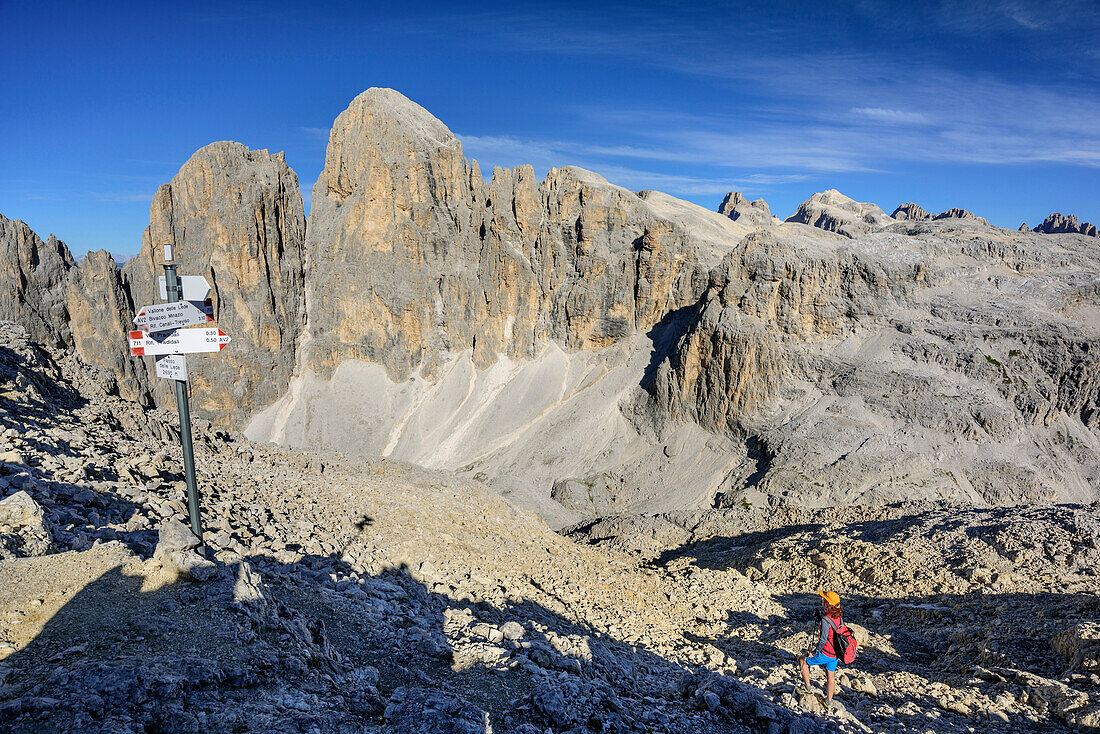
797, 590, 844, 706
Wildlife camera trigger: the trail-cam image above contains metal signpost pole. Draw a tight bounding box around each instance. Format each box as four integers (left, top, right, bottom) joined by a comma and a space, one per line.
162, 244, 204, 541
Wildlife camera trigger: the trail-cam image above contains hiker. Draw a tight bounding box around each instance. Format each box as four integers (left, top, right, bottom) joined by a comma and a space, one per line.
798, 590, 843, 704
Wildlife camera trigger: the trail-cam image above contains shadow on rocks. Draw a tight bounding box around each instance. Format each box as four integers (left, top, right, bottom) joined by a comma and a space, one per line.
0, 534, 841, 734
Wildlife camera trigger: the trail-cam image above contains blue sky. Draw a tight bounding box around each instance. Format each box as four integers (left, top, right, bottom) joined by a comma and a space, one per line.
2, 0, 1098, 257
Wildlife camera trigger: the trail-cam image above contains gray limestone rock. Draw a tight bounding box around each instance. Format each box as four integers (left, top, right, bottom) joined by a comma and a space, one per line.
718, 191, 773, 227
0, 214, 75, 348
1052, 623, 1100, 671
153, 519, 215, 581
0, 490, 52, 558
232, 561, 267, 607
784, 189, 895, 237
531, 681, 575, 727
6, 87, 1100, 523
384, 687, 491, 734
67, 250, 151, 405
653, 222, 1100, 507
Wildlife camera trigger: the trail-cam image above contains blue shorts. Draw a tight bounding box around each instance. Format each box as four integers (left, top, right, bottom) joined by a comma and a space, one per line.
805, 652, 839, 671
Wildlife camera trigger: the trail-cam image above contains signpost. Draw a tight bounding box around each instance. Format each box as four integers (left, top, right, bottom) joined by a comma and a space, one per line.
154, 354, 187, 381
128, 327, 231, 356
158, 275, 212, 302
129, 244, 231, 544
133, 301, 213, 333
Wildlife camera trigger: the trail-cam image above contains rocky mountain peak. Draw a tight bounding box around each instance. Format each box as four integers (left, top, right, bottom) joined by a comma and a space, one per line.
718, 191, 772, 227
298, 92, 725, 388
120, 140, 306, 427
784, 189, 894, 238
318, 87, 464, 205
890, 202, 929, 221
0, 214, 75, 348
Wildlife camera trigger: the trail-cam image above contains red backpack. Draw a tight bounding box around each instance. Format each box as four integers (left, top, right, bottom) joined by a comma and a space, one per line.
828, 617, 858, 665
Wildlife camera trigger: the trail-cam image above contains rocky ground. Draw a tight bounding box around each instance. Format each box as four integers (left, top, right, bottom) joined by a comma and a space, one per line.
0, 320, 1097, 733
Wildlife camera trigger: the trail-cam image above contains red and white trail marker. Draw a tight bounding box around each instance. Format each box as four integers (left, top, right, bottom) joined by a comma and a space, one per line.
129, 327, 231, 356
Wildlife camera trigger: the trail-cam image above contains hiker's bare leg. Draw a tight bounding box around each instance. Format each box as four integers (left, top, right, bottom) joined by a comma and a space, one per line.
799, 656, 811, 687
826, 669, 836, 702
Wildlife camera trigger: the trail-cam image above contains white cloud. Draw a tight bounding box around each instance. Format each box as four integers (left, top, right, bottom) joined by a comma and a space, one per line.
299, 126, 330, 141
89, 192, 156, 203
851, 107, 930, 125
445, 6, 1100, 173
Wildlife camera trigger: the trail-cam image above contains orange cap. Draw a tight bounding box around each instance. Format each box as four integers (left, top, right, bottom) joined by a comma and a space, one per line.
818, 590, 840, 606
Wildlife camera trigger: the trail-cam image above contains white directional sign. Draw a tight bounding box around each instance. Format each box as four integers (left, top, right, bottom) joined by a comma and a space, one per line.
129, 328, 231, 356
154, 354, 188, 381
134, 301, 213, 333
158, 275, 211, 301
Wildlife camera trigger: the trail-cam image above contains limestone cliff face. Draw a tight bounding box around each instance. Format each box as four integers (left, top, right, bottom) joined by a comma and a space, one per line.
653, 221, 1100, 506
122, 142, 306, 426
0, 214, 75, 348
303, 88, 719, 382
67, 250, 151, 405
654, 229, 923, 431
784, 189, 895, 238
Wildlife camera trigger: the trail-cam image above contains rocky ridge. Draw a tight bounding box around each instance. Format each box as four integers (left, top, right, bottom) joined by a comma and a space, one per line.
890, 203, 929, 221
932, 208, 989, 226
651, 217, 1100, 507
2, 320, 1098, 732
302, 88, 737, 384
1034, 214, 1099, 238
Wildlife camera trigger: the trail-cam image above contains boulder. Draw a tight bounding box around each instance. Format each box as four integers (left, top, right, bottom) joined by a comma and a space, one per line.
531, 681, 575, 727
0, 490, 52, 558
383, 687, 490, 734
153, 519, 216, 581
1052, 622, 1100, 671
